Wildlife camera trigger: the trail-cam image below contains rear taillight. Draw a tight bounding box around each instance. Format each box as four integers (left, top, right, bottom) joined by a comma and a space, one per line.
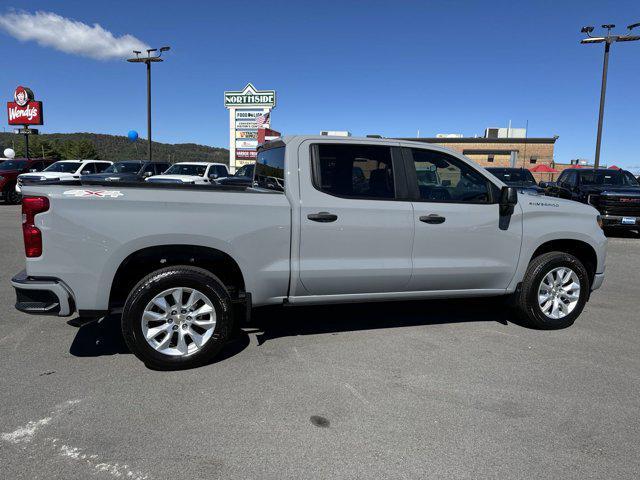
22, 196, 49, 258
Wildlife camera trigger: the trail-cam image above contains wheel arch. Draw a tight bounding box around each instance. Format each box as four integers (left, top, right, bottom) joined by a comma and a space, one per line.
108, 244, 246, 309
529, 239, 598, 286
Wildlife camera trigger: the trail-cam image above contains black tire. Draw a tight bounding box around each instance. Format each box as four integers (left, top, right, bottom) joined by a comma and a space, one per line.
121, 266, 234, 369
3, 187, 21, 205
514, 251, 589, 329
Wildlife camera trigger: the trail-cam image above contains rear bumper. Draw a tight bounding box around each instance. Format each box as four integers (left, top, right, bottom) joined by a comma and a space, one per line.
11, 269, 75, 317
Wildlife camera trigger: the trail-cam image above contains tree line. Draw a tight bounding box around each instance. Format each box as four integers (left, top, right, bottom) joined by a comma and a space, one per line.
1, 136, 98, 160
0, 132, 230, 164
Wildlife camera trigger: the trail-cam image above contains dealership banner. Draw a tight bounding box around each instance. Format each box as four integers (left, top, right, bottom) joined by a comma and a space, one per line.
7, 86, 43, 126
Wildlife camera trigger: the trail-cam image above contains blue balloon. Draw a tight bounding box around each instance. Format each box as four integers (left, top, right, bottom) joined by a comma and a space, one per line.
127, 130, 139, 141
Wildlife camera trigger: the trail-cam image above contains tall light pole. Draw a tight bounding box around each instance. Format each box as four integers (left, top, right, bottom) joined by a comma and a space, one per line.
127, 46, 170, 161
580, 24, 640, 169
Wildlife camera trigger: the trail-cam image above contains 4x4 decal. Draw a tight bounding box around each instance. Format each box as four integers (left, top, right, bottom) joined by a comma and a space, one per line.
63, 189, 123, 198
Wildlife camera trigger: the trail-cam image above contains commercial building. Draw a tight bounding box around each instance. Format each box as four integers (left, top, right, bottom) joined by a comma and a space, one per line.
401, 128, 558, 170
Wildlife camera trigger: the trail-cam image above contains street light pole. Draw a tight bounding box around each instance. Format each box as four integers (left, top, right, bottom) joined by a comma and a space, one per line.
127, 46, 170, 161
147, 59, 152, 161
593, 39, 610, 170
580, 24, 640, 169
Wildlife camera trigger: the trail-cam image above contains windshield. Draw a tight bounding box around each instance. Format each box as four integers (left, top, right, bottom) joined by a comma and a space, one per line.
44, 161, 82, 173
103, 162, 143, 174
0, 160, 28, 171
489, 169, 537, 186
164, 164, 207, 176
580, 170, 639, 187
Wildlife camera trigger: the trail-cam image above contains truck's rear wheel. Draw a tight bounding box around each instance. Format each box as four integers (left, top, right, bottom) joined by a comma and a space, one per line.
121, 266, 233, 369
515, 251, 589, 329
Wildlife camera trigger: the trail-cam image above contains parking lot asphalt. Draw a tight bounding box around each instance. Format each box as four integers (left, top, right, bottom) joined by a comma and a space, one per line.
0, 204, 639, 479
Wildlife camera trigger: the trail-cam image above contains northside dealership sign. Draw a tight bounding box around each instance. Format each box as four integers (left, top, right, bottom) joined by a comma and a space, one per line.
224, 83, 276, 108
7, 86, 43, 125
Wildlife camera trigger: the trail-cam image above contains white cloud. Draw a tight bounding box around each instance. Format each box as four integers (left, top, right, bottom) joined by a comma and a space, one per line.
0, 10, 149, 60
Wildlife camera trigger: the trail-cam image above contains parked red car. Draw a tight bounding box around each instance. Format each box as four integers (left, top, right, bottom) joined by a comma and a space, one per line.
0, 158, 57, 204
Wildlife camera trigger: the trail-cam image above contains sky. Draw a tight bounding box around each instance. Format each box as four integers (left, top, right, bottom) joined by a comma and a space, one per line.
0, 0, 639, 170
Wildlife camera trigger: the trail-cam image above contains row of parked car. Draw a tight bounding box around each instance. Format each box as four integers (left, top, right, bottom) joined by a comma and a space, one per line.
0, 158, 257, 204
487, 166, 640, 233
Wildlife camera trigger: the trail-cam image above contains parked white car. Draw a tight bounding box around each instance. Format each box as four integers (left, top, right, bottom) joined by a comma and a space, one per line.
16, 159, 113, 193
146, 162, 229, 184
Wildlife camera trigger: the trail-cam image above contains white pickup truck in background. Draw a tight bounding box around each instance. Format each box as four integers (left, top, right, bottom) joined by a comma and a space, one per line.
16, 159, 113, 192
146, 162, 229, 184
12, 135, 606, 369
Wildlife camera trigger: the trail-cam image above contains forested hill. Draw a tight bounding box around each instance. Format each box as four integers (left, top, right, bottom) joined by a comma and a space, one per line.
0, 132, 229, 164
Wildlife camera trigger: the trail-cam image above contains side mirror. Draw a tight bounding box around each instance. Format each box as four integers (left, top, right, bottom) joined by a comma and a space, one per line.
209, 173, 219, 179
29, 168, 37, 173
82, 170, 91, 175
500, 186, 518, 205
143, 171, 153, 178
499, 186, 517, 215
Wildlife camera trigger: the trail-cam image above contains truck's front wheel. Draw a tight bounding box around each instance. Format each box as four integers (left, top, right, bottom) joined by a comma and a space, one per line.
515, 252, 589, 329
121, 266, 234, 369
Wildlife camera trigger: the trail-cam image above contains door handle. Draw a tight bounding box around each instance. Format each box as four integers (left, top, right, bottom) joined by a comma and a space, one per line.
419, 214, 446, 224
307, 212, 338, 223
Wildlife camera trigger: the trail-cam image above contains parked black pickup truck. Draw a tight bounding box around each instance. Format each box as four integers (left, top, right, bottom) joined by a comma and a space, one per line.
546, 168, 640, 230
486, 167, 545, 195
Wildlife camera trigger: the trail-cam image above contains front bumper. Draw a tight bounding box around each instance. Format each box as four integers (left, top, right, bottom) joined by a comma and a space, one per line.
601, 215, 639, 228
11, 270, 75, 317
592, 272, 605, 292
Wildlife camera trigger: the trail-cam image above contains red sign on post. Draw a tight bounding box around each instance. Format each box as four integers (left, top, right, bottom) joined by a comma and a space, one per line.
236, 150, 257, 160
7, 86, 43, 125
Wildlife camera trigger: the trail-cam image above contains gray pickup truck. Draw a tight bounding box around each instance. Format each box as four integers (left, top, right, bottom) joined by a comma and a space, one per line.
12, 136, 607, 368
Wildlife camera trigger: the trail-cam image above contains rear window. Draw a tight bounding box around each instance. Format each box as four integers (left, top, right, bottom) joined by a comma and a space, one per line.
255, 147, 285, 191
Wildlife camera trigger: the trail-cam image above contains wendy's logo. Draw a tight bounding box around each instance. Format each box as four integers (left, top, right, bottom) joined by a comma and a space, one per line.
14, 86, 34, 107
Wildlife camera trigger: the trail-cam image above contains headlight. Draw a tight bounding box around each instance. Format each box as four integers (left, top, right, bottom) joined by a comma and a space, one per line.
596, 215, 603, 229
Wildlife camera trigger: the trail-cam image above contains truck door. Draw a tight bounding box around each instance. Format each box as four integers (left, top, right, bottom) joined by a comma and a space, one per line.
404, 147, 522, 292
297, 141, 413, 295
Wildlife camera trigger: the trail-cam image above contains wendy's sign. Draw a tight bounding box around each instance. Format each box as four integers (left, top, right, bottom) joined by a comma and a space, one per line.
7, 86, 43, 125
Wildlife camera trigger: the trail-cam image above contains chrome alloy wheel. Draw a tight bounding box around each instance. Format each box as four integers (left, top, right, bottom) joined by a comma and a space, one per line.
141, 287, 217, 357
537, 267, 581, 320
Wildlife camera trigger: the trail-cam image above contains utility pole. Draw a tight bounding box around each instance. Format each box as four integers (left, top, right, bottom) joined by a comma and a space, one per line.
127, 46, 171, 161
580, 23, 640, 169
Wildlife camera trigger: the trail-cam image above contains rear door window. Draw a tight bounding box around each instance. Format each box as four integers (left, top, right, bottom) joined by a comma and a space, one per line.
312, 144, 395, 199
255, 146, 285, 191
